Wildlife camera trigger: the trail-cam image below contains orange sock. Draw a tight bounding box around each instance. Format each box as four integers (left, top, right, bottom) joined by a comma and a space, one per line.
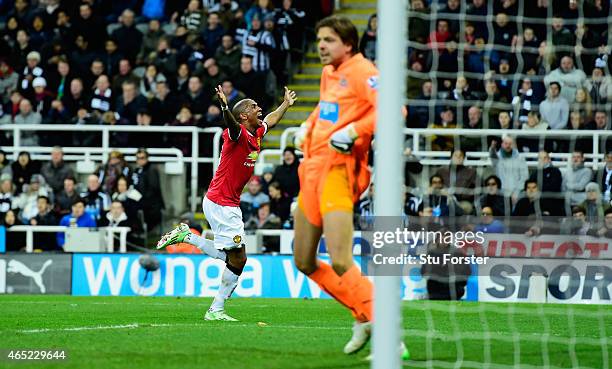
307, 262, 373, 322
339, 265, 373, 322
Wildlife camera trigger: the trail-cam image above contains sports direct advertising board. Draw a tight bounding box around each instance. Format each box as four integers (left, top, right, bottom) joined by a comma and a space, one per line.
0, 233, 609, 304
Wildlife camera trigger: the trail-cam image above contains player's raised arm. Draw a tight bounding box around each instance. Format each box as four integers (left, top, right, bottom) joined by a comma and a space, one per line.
264, 86, 297, 129
216, 85, 242, 141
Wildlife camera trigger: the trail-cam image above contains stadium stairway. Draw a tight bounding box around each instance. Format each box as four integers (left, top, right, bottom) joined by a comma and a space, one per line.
263, 0, 377, 149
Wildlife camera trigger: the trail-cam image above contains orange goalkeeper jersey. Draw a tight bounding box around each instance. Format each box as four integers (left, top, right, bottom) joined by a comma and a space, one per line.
301, 53, 379, 201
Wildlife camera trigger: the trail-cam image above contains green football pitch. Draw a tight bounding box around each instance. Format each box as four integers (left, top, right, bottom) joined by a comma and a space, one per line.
1, 295, 610, 369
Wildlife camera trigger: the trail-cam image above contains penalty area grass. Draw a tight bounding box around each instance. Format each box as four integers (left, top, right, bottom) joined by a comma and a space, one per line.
0, 295, 610, 369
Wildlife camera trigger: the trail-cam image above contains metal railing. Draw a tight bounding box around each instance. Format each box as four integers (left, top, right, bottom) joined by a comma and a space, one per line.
273, 127, 612, 169
0, 124, 223, 212
8, 225, 131, 253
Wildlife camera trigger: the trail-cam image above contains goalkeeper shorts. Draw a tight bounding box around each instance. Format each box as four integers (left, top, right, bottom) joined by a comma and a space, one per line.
298, 163, 354, 227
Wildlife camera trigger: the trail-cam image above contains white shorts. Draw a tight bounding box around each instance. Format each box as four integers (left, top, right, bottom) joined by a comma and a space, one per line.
203, 196, 245, 250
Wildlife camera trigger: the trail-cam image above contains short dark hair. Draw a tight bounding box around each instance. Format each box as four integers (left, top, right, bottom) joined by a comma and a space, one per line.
72, 197, 86, 207
484, 175, 502, 188
524, 179, 538, 190
572, 205, 586, 215
37, 195, 49, 203
315, 16, 359, 55
549, 81, 561, 91
430, 174, 444, 185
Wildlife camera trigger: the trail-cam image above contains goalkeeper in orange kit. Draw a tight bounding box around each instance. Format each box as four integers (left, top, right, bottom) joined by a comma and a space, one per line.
292, 15, 408, 358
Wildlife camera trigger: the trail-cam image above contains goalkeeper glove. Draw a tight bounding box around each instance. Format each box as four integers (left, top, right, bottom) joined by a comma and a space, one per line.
329, 123, 358, 154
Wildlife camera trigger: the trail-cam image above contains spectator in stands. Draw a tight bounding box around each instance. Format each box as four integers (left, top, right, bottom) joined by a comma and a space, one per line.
168, 106, 197, 156
11, 151, 38, 195
0, 59, 19, 104
489, 135, 528, 200
99, 200, 132, 228
491, 13, 515, 65
268, 181, 291, 225
597, 151, 612, 202
111, 9, 142, 64
529, 150, 563, 197
90, 74, 113, 114
0, 175, 13, 218
476, 175, 509, 217
55, 176, 79, 218
0, 151, 11, 177
563, 206, 591, 235
539, 82, 569, 132
496, 59, 513, 100
424, 174, 463, 217
137, 19, 164, 66
482, 81, 510, 129
585, 66, 612, 106
512, 179, 565, 217
460, 105, 484, 151
518, 112, 548, 153
407, 80, 432, 128
202, 12, 226, 60
140, 64, 164, 100
215, 34, 242, 79
111, 59, 134, 95
12, 30, 33, 73
14, 174, 50, 223
580, 182, 609, 225
571, 87, 593, 123
544, 56, 587, 104
4, 209, 25, 251
201, 58, 227, 98
512, 78, 536, 125
150, 80, 181, 125
81, 173, 111, 223
238, 13, 275, 73
274, 0, 306, 66
588, 207, 612, 238
149, 37, 178, 76
178, 0, 206, 33
563, 150, 593, 207
116, 79, 147, 124
62, 78, 88, 118
273, 147, 300, 199
14, 99, 42, 146
19, 51, 44, 94
132, 148, 164, 230
41, 146, 73, 196
439, 0, 461, 35
57, 197, 97, 248
240, 176, 270, 221
359, 13, 377, 62
111, 175, 142, 228
183, 75, 209, 120
245, 0, 275, 29
429, 106, 457, 152
101, 39, 122, 77
72, 3, 106, 52
30, 195, 58, 250
474, 206, 506, 233
435, 149, 476, 212
97, 151, 131, 194
31, 77, 53, 118
245, 202, 281, 230
234, 56, 269, 109
550, 17, 574, 60
409, 0, 430, 44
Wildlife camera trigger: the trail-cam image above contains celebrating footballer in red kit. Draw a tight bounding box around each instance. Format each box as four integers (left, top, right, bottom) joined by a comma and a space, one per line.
157, 85, 297, 321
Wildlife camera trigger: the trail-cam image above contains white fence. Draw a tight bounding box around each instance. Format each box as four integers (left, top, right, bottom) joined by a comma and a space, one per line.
268, 127, 612, 169
0, 124, 223, 212
8, 225, 131, 253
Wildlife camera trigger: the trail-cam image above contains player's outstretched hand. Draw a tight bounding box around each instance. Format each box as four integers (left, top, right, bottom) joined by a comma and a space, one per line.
284, 86, 297, 106
215, 85, 229, 109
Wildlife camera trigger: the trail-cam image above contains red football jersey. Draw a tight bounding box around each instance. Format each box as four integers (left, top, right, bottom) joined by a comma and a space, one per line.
206, 122, 268, 206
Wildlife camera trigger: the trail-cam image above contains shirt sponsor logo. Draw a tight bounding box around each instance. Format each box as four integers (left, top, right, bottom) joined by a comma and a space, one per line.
319, 101, 339, 124
244, 151, 259, 167
367, 75, 379, 90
